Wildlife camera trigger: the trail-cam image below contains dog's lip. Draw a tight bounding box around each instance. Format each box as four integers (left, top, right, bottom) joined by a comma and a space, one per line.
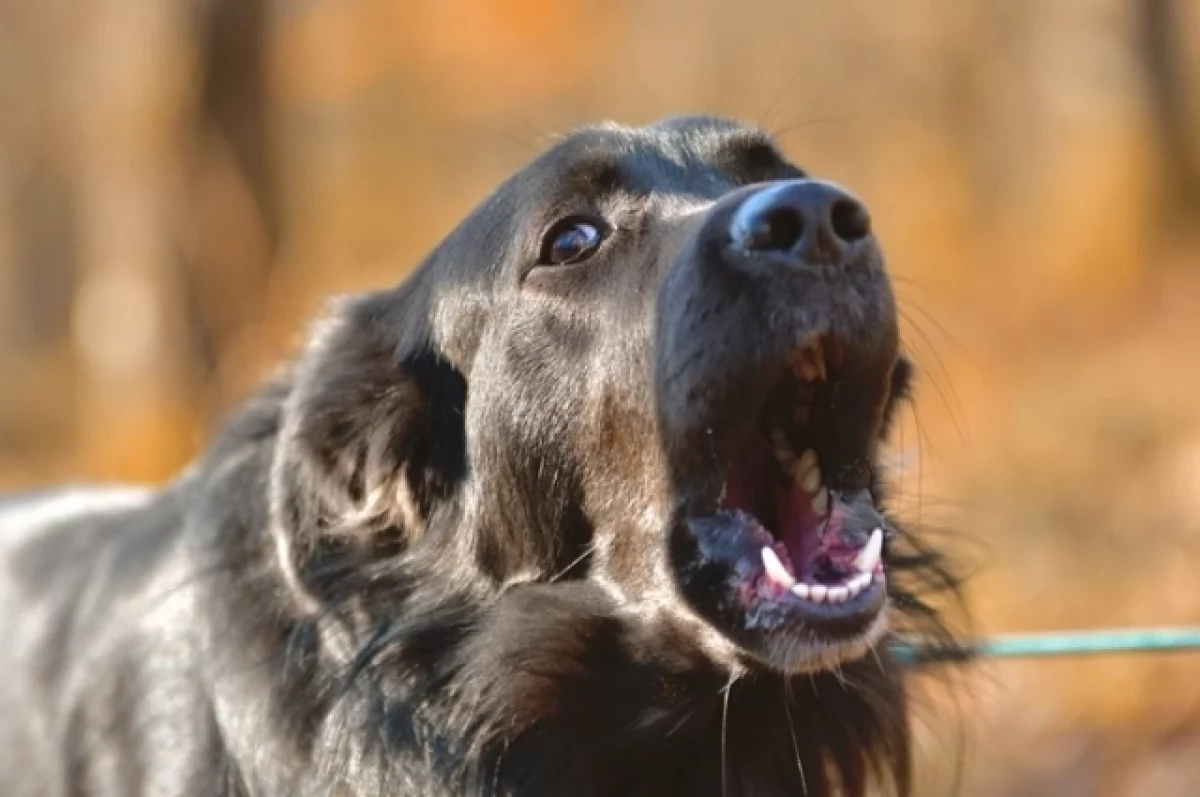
690, 509, 888, 635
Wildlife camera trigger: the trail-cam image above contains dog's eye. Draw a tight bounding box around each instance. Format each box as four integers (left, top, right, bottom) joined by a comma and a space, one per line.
539, 218, 605, 265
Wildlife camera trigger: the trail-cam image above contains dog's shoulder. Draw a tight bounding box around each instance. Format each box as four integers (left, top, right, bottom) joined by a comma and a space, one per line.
0, 487, 180, 659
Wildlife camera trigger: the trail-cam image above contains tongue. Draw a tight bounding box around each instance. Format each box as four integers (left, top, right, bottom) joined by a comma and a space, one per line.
724, 437, 883, 579
774, 479, 822, 574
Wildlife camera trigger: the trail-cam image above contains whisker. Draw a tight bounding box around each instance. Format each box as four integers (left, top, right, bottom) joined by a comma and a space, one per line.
899, 310, 968, 443
720, 673, 737, 797
460, 120, 539, 155
759, 60, 810, 131
548, 542, 597, 583
781, 681, 810, 796
770, 116, 846, 141
899, 297, 973, 360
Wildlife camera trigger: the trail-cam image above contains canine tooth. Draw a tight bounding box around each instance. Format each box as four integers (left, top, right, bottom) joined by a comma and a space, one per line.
810, 487, 829, 515
761, 547, 795, 588
827, 585, 849, 604
854, 528, 884, 573
809, 584, 828, 603
791, 582, 811, 600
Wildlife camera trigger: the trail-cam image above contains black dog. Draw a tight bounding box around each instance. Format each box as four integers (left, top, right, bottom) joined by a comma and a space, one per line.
0, 116, 955, 796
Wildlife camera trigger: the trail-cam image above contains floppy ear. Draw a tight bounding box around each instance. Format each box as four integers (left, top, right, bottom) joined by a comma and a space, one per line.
269, 285, 467, 562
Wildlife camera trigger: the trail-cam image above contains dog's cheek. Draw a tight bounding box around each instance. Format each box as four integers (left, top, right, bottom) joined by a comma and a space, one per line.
877, 353, 913, 444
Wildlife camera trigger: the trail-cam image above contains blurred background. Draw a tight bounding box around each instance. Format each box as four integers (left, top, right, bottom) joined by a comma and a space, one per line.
1, 0, 1198, 793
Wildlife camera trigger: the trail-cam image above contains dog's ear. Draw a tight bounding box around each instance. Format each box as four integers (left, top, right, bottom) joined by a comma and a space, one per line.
270, 286, 467, 559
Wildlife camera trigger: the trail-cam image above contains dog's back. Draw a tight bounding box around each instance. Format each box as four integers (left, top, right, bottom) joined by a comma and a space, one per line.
0, 488, 223, 796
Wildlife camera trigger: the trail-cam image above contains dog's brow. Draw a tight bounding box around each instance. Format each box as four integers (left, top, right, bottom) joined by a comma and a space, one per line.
562, 158, 625, 197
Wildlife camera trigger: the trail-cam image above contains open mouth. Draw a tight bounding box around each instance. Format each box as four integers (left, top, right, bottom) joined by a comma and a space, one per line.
679, 334, 893, 669
725, 335, 886, 603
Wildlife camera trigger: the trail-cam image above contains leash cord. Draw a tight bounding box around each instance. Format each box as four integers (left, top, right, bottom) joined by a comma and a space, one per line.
891, 627, 1200, 666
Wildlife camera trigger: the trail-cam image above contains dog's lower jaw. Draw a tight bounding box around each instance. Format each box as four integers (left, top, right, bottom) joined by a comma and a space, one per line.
760, 608, 890, 675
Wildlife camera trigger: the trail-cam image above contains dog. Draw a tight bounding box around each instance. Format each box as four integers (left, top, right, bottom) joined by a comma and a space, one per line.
0, 116, 956, 796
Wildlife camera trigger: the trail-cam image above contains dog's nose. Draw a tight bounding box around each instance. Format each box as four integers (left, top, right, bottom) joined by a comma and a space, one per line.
729, 179, 872, 266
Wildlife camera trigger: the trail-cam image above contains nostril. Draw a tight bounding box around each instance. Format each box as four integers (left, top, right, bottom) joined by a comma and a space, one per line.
829, 199, 871, 243
742, 207, 804, 253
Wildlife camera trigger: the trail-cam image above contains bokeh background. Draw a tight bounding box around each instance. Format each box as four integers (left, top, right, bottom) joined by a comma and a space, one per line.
2, 0, 1199, 793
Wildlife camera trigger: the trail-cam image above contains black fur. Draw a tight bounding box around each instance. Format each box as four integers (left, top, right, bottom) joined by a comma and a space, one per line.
0, 117, 958, 796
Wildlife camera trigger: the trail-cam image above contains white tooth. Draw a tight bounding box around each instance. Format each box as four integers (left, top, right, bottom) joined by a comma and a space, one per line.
795, 448, 817, 477
809, 584, 828, 604
761, 547, 795, 588
791, 582, 811, 600
810, 487, 829, 515
795, 449, 821, 493
800, 466, 821, 494
827, 585, 849, 604
848, 572, 872, 595
854, 528, 884, 573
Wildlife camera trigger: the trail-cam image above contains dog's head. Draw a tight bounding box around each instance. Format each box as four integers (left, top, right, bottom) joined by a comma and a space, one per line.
272, 116, 924, 679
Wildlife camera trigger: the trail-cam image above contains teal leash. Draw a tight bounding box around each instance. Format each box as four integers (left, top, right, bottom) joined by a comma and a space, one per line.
891, 627, 1200, 666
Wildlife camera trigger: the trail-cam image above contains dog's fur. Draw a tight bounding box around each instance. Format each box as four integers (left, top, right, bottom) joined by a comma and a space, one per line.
0, 117, 956, 796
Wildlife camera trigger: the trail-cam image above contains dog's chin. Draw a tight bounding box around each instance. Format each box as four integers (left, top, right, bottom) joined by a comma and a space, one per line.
755, 610, 890, 674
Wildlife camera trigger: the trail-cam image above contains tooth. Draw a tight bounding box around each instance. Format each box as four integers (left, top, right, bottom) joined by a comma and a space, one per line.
854, 528, 884, 573
761, 547, 795, 588
809, 584, 828, 603
848, 572, 872, 595
800, 465, 821, 494
795, 449, 821, 493
791, 582, 810, 600
827, 585, 849, 604
810, 487, 829, 515
795, 343, 827, 382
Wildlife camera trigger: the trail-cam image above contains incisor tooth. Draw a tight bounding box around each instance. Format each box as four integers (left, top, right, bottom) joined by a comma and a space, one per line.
791, 582, 811, 600
761, 547, 795, 588
809, 584, 828, 603
848, 572, 872, 595
854, 528, 884, 573
827, 585, 849, 604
